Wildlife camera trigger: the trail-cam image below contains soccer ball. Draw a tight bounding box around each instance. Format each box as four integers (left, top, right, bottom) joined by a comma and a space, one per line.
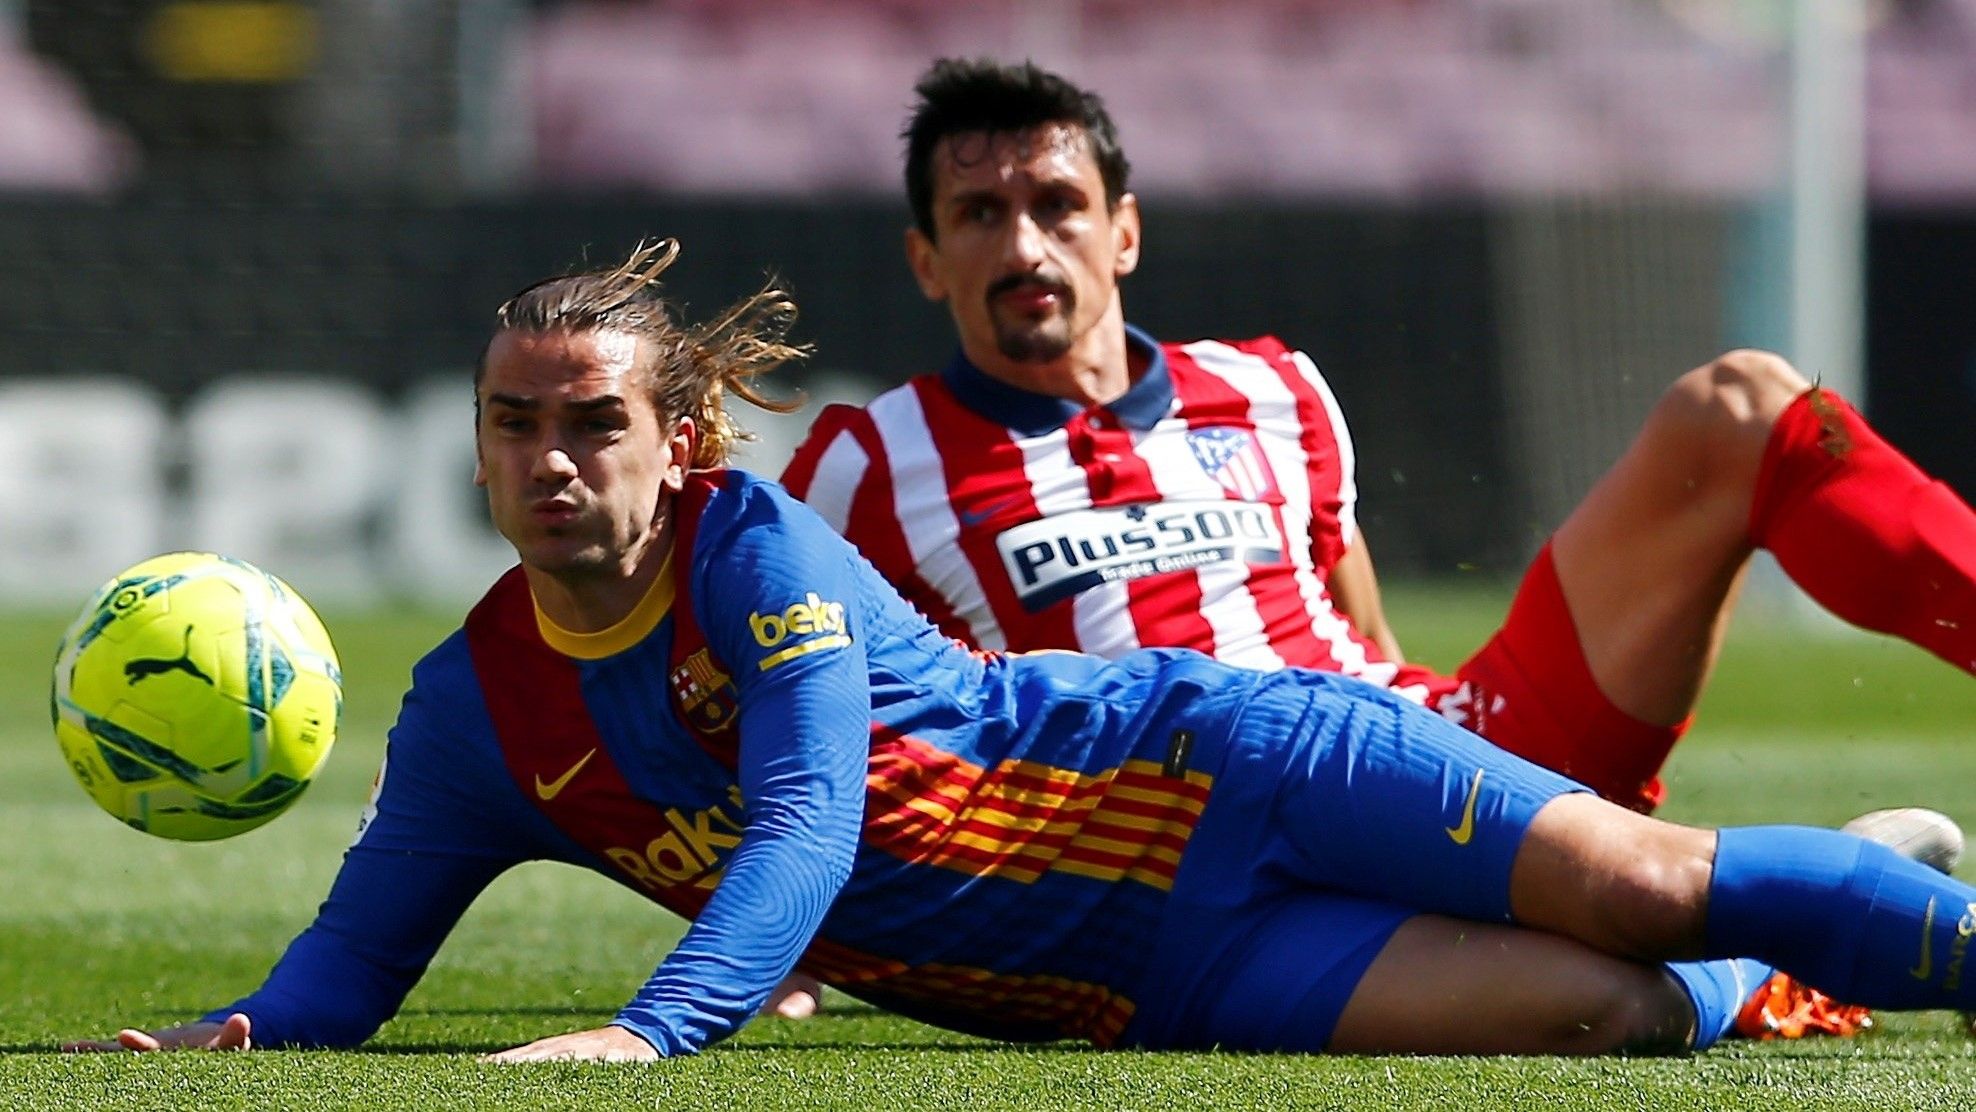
51, 552, 342, 841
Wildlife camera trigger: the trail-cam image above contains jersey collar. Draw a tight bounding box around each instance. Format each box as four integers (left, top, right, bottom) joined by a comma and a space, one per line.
939, 323, 1173, 437
532, 547, 675, 660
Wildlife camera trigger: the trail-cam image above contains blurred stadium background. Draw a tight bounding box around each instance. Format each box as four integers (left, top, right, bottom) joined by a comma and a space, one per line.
0, 0, 1973, 610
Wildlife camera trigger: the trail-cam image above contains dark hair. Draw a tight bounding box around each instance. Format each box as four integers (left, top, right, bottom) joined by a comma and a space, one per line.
483, 239, 804, 469
902, 57, 1131, 239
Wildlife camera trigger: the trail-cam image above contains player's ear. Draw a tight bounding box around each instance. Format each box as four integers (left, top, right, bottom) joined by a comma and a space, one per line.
665, 415, 696, 490
471, 392, 488, 486
905, 226, 948, 302
1111, 192, 1141, 279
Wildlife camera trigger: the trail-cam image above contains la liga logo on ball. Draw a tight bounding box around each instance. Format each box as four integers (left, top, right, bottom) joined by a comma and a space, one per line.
51, 552, 343, 841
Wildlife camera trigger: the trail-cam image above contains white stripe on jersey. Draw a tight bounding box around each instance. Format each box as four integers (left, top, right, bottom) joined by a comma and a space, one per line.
1182, 340, 1396, 687
866, 386, 1006, 649
1176, 341, 1311, 671
803, 336, 1400, 688
801, 428, 866, 534
1012, 427, 1138, 657
1129, 402, 1283, 672
1291, 349, 1360, 548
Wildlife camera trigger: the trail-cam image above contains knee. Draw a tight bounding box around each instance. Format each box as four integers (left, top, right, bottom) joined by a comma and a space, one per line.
1593, 841, 1716, 958
1544, 966, 1696, 1056
1518, 797, 1717, 959
1656, 350, 1810, 458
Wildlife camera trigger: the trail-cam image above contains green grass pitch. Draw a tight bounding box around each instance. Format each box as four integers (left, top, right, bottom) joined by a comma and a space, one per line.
2, 586, 1973, 1110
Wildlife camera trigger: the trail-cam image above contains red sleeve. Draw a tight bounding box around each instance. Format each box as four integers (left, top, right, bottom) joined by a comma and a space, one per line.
779, 402, 866, 499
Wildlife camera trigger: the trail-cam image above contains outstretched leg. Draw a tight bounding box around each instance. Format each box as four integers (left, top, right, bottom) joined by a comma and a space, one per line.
1557, 350, 1974, 711
1747, 384, 1975, 674
1493, 350, 1976, 805
1241, 674, 1976, 1021
1547, 351, 1806, 727
1512, 793, 1976, 1015
1327, 915, 1703, 1055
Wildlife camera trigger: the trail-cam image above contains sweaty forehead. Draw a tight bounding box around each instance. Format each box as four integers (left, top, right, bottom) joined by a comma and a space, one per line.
480, 328, 648, 402
486, 328, 639, 378
933, 123, 1096, 195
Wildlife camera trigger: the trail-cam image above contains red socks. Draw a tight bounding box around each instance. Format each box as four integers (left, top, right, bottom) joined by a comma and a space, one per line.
1748, 389, 1976, 675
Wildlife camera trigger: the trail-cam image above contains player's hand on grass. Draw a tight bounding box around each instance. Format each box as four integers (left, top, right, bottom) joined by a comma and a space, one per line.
484, 1024, 658, 1063
62, 1012, 252, 1053
760, 973, 824, 1019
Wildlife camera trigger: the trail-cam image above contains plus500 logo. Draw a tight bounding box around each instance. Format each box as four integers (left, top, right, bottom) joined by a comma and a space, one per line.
994, 500, 1285, 612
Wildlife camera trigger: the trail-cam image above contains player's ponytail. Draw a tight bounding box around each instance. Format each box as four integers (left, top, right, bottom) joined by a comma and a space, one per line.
670, 269, 808, 469
487, 238, 807, 469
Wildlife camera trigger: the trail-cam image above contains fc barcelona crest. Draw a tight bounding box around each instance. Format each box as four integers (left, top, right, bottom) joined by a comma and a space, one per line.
1186, 427, 1278, 501
670, 648, 738, 734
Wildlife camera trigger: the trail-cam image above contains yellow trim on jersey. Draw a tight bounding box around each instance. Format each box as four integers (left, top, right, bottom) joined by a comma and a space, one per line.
757, 634, 851, 671
535, 550, 675, 660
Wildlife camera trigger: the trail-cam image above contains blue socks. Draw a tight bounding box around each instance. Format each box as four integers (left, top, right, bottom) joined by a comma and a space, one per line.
1666, 957, 1772, 1049
1708, 825, 1976, 1010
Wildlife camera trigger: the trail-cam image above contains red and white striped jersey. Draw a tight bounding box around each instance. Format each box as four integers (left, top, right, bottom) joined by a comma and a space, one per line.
781, 327, 1450, 699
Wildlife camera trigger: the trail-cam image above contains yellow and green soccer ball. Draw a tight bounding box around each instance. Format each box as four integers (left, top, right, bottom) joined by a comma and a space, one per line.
51, 553, 342, 841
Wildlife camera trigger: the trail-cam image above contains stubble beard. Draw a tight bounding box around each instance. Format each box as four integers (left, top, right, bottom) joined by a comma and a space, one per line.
510, 509, 617, 579
993, 304, 1076, 364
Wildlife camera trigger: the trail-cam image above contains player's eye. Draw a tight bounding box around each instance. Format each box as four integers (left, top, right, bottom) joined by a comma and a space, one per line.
1036, 192, 1082, 222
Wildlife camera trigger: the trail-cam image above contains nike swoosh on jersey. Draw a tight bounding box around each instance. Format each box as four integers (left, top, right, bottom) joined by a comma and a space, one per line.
956, 495, 1025, 527
535, 748, 598, 801
1911, 895, 1938, 980
1445, 769, 1484, 846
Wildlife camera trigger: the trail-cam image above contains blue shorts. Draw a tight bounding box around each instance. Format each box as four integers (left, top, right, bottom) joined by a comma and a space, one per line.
1118, 669, 1586, 1052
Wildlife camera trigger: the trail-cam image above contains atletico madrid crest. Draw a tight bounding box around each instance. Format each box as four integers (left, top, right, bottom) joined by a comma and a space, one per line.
1186, 427, 1278, 502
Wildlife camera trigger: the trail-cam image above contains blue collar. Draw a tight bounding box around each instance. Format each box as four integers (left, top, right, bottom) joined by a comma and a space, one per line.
938, 324, 1173, 437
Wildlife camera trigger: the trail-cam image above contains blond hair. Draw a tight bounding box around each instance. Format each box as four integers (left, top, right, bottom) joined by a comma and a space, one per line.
489, 239, 805, 468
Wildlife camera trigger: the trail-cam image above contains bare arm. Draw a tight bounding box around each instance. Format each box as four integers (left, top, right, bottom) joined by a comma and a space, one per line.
1327, 533, 1405, 663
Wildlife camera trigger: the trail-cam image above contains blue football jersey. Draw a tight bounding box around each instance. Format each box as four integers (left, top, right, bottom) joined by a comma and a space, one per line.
211, 469, 1264, 1053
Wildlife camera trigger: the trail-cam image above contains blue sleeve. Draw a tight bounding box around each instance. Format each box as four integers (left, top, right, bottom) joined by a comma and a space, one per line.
610, 481, 870, 1054
203, 650, 537, 1047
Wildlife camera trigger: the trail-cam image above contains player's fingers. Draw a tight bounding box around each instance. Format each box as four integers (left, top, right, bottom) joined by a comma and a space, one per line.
115, 1028, 163, 1052
761, 973, 825, 1019
209, 1013, 253, 1051
483, 1039, 596, 1063
484, 1048, 555, 1062
768, 989, 821, 1019
58, 1038, 124, 1053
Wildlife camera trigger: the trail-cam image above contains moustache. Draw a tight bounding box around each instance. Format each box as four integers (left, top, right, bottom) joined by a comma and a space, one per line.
987, 274, 1073, 304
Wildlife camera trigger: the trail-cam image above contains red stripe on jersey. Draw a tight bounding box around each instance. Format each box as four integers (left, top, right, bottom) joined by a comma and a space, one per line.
665, 473, 742, 771
1079, 391, 1221, 657
795, 932, 1140, 1043
465, 570, 714, 920
776, 404, 855, 500
913, 379, 1079, 652
1165, 341, 1333, 667
1092, 997, 1136, 1045
853, 962, 1135, 1044
819, 404, 971, 641
860, 731, 1205, 891
1244, 339, 1397, 670
796, 938, 910, 982
1261, 339, 1352, 571
799, 337, 1428, 698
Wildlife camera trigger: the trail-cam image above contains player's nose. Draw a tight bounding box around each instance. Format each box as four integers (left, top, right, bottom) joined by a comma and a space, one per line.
1005, 211, 1049, 268
530, 443, 579, 482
